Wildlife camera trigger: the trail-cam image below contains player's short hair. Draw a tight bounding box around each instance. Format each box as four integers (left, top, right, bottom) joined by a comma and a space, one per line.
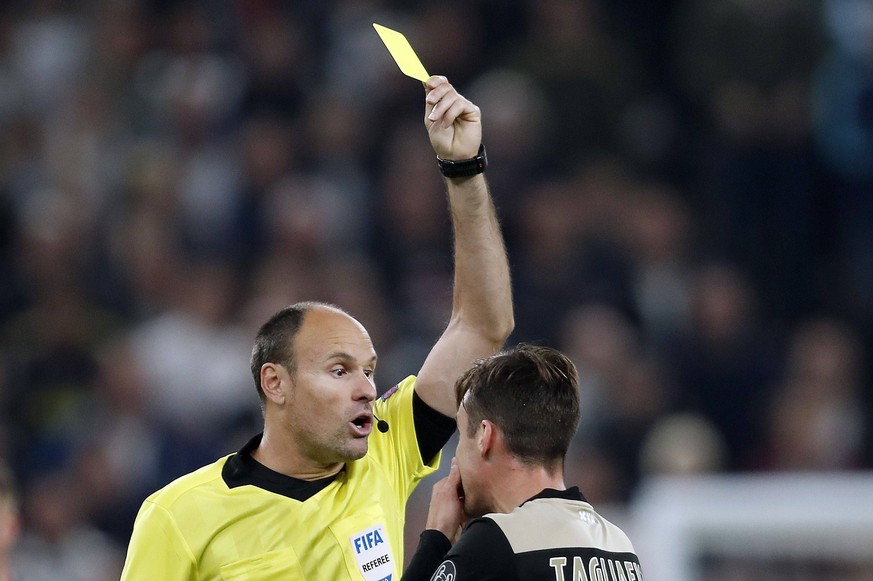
455, 344, 580, 469
250, 301, 347, 402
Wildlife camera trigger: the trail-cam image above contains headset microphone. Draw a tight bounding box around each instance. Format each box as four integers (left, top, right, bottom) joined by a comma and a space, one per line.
373, 413, 389, 433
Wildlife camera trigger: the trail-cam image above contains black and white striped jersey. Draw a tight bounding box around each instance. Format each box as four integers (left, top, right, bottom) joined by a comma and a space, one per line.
404, 487, 643, 581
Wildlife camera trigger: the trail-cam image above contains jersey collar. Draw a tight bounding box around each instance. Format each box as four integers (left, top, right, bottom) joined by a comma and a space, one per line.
520, 486, 587, 507
221, 433, 339, 501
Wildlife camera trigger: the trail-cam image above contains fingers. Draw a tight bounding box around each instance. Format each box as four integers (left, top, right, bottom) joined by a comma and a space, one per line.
425, 88, 456, 125
431, 459, 462, 501
423, 76, 449, 124
425, 78, 475, 127
444, 459, 465, 504
432, 470, 457, 498
446, 459, 461, 487
424, 75, 449, 92
425, 79, 453, 109
425, 458, 466, 535
424, 76, 482, 159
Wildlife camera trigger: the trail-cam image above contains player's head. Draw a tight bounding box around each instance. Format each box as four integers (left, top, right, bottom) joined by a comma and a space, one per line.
251, 301, 378, 464
454, 344, 580, 516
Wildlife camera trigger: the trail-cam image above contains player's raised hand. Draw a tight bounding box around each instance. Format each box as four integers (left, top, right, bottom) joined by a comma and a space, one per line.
424, 76, 481, 161
425, 459, 466, 542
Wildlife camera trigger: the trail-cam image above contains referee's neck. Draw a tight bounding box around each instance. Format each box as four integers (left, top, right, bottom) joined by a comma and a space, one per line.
252, 428, 346, 480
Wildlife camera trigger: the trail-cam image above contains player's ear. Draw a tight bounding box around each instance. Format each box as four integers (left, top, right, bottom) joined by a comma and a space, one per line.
478, 419, 494, 457
260, 363, 288, 405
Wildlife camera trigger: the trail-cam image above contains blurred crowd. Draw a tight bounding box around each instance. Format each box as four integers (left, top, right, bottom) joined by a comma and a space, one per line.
0, 0, 871, 578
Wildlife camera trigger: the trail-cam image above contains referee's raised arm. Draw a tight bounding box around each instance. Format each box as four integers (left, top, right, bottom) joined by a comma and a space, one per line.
122, 72, 512, 581
413, 75, 515, 419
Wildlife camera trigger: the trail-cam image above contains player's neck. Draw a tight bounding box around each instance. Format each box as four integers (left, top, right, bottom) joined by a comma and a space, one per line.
254, 426, 344, 481
489, 460, 565, 514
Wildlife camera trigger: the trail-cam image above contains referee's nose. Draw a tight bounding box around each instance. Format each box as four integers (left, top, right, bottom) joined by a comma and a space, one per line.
352, 372, 377, 403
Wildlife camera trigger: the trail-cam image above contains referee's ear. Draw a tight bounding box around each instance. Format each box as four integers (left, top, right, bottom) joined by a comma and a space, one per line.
260, 363, 287, 406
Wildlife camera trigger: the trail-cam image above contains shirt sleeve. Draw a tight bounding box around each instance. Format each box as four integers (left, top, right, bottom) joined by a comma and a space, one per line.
120, 500, 197, 581
405, 518, 518, 581
412, 389, 457, 466
371, 376, 442, 500
401, 530, 453, 581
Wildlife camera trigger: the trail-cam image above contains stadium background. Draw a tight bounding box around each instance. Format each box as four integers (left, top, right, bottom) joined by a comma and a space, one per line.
0, 0, 871, 578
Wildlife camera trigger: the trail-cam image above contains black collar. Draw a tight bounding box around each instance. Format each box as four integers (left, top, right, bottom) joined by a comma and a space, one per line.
521, 486, 587, 507
221, 433, 339, 501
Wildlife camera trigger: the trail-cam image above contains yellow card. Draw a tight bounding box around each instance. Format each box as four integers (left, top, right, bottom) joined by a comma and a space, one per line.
373, 23, 429, 82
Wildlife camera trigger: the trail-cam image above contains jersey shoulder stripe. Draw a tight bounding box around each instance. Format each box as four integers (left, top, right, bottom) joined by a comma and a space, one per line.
487, 498, 637, 555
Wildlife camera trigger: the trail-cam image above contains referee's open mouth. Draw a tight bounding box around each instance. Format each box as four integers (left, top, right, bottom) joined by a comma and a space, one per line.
350, 412, 373, 437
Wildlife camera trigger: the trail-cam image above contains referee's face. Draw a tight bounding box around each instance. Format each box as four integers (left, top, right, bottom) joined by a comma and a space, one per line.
283, 308, 379, 467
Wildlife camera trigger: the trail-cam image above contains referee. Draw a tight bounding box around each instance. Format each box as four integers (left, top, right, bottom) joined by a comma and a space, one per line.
120, 75, 513, 580
403, 345, 643, 580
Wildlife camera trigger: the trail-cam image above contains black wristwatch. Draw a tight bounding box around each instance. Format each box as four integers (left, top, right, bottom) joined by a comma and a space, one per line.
437, 144, 487, 178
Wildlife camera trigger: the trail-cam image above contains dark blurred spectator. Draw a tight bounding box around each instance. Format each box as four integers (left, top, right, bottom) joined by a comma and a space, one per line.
133, 4, 246, 258
604, 0, 678, 84
300, 90, 373, 238
559, 304, 671, 500
322, 0, 405, 110
618, 180, 695, 350
506, 0, 643, 164
666, 262, 781, 470
754, 317, 867, 471
416, 2, 486, 86
236, 5, 312, 118
672, 0, 826, 320
511, 159, 636, 345
231, 113, 299, 264
0, 462, 19, 581
1, 185, 121, 478
811, 0, 873, 323
8, 1, 89, 116
11, 470, 122, 581
564, 439, 624, 507
72, 340, 166, 544
0, 190, 21, 323
2, 280, 104, 480
127, 259, 258, 458
466, 69, 553, 209
639, 412, 727, 476
560, 304, 641, 436
372, 120, 454, 342
96, 141, 185, 317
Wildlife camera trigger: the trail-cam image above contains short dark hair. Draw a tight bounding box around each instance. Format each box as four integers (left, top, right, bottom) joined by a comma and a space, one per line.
455, 344, 580, 469
249, 301, 345, 402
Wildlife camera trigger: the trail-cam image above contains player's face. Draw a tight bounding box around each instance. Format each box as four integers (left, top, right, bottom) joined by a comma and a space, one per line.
454, 405, 492, 518
286, 307, 378, 465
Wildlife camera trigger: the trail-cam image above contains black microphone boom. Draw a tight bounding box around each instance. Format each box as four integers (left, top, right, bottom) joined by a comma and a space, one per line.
373, 414, 389, 433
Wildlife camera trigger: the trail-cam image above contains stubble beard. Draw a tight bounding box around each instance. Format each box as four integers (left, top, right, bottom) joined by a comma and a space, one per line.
319, 426, 370, 465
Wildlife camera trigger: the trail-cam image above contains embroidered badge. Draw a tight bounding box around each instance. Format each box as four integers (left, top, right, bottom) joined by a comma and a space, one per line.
350, 524, 394, 581
430, 560, 456, 581
380, 385, 399, 401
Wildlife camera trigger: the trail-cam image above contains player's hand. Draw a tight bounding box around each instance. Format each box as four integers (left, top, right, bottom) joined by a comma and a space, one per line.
425, 458, 466, 542
424, 76, 481, 161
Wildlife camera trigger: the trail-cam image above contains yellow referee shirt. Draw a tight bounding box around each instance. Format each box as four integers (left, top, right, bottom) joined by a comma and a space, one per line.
121, 376, 447, 581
